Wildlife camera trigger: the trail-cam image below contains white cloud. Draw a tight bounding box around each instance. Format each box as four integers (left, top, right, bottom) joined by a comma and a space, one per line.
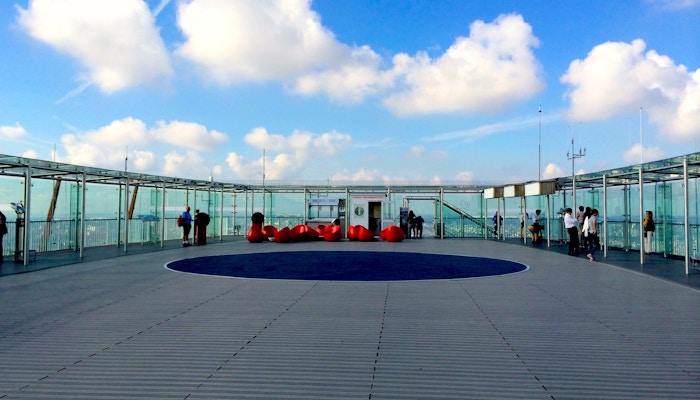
561, 39, 700, 139
405, 146, 425, 159
163, 150, 208, 177
57, 117, 227, 175
151, 120, 228, 151
314, 131, 352, 155
330, 167, 383, 184
293, 45, 395, 103
543, 163, 565, 179
244, 127, 350, 155
226, 127, 352, 180
225, 152, 255, 178
0, 123, 28, 139
383, 14, 544, 116
455, 171, 475, 183
61, 117, 149, 168
175, 3, 543, 110
132, 150, 157, 172
176, 0, 347, 84
21, 150, 38, 159
163, 151, 187, 176
622, 143, 665, 164
17, 0, 173, 93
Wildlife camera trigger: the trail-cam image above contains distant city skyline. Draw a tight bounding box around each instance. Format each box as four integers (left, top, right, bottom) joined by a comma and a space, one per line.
1, 0, 699, 186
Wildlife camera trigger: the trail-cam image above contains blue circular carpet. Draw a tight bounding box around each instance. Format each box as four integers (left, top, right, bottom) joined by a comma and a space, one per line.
167, 251, 528, 281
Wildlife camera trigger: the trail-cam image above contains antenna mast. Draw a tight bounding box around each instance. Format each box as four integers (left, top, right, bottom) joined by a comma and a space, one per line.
567, 126, 586, 212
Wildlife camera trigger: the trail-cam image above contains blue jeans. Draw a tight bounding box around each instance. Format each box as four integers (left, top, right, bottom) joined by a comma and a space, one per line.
587, 233, 599, 256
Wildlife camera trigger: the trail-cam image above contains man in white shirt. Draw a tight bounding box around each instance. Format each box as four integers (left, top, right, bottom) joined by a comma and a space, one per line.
564, 208, 579, 255
531, 209, 543, 244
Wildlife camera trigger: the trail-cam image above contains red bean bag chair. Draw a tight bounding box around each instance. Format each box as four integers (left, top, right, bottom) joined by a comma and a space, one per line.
306, 227, 320, 240
347, 225, 358, 241
323, 225, 342, 242
274, 226, 293, 243
381, 225, 405, 242
262, 225, 277, 238
315, 224, 326, 238
247, 223, 265, 243
380, 228, 387, 240
357, 225, 375, 242
292, 224, 309, 241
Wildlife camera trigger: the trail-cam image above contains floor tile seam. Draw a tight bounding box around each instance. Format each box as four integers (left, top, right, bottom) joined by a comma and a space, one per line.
456, 280, 554, 396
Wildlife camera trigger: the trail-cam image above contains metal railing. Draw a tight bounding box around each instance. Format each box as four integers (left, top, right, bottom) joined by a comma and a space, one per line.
1, 217, 243, 257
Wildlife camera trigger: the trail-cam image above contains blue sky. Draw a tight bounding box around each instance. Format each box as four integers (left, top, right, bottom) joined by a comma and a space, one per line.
1, 0, 699, 185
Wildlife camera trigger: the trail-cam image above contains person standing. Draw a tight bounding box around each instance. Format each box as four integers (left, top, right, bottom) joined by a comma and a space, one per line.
643, 210, 655, 255
407, 210, 416, 239
0, 210, 7, 264
564, 208, 579, 256
181, 206, 193, 247
194, 209, 210, 245
531, 209, 542, 244
579, 207, 591, 253
586, 209, 600, 262
415, 215, 424, 238
492, 211, 503, 238
519, 212, 529, 239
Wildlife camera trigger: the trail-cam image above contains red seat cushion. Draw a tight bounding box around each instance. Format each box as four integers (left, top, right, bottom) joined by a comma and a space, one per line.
291, 225, 309, 241
323, 225, 342, 242
347, 225, 358, 241
382, 225, 405, 242
246, 224, 265, 243
274, 226, 293, 243
262, 225, 278, 238
357, 225, 375, 242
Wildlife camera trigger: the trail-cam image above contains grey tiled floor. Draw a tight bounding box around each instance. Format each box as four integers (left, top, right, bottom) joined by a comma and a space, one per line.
1, 239, 699, 399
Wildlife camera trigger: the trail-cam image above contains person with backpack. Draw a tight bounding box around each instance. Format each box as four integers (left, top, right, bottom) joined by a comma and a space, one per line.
0, 210, 7, 264
180, 206, 193, 247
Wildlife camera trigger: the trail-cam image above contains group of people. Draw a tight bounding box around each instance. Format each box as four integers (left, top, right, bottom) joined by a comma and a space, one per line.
407, 210, 424, 238
564, 206, 656, 262
494, 209, 544, 243
563, 206, 599, 260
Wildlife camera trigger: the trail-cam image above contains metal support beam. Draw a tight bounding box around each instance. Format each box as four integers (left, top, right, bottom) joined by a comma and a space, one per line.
80, 173, 86, 259
23, 165, 32, 266
220, 188, 224, 242
640, 168, 644, 265
161, 182, 166, 248
603, 174, 608, 258
123, 176, 129, 253
440, 187, 444, 239
546, 194, 551, 247
684, 157, 690, 274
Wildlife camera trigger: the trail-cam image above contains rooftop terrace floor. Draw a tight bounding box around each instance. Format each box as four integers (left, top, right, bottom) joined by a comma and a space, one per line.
1, 238, 699, 399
